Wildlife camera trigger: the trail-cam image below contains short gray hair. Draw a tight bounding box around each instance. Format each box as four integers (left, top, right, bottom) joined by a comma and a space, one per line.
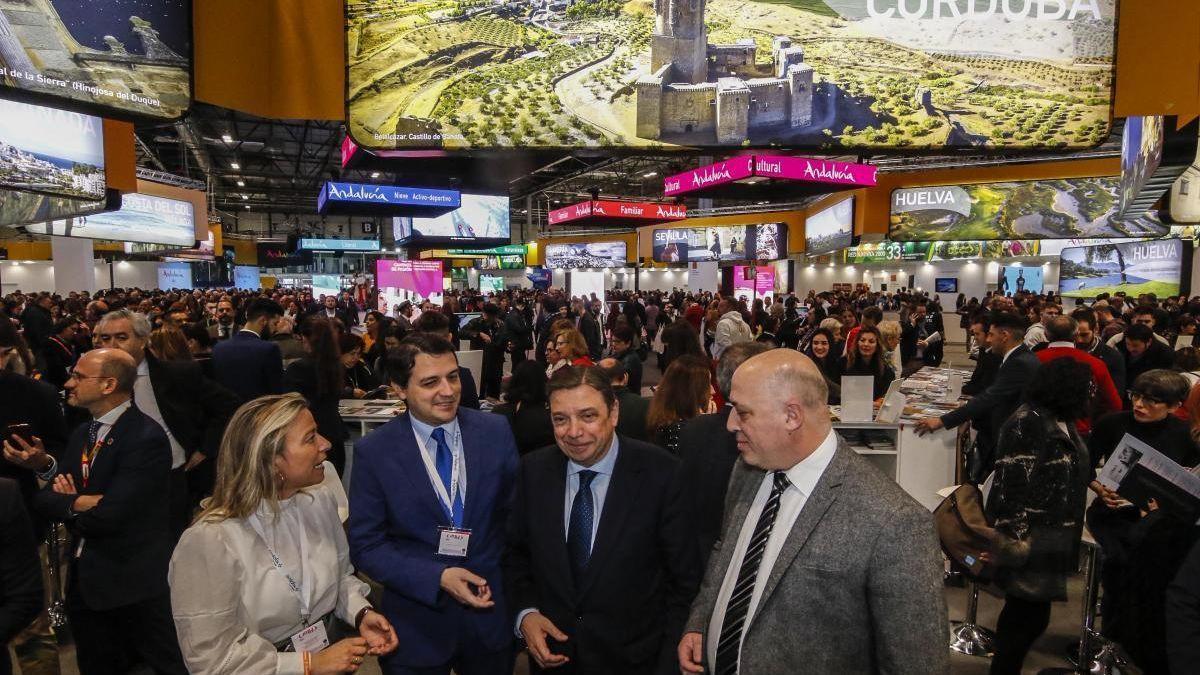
716, 342, 772, 399
96, 309, 152, 339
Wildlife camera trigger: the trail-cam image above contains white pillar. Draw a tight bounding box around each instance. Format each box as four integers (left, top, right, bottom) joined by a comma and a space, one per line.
51, 236, 97, 294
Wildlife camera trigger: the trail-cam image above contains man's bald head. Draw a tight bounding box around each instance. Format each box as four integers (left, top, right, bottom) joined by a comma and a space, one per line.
88, 348, 138, 394
596, 357, 627, 387
727, 349, 832, 470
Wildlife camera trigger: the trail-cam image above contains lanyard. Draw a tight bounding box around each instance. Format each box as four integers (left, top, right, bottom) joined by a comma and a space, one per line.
414, 427, 464, 527
247, 511, 315, 625
80, 438, 103, 488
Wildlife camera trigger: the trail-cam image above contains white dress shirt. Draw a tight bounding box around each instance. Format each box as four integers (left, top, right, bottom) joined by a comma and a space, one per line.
169, 466, 370, 675
410, 415, 467, 509
706, 429, 839, 667
134, 359, 187, 469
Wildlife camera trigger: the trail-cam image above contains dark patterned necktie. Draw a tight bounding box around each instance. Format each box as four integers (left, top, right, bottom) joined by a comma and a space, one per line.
567, 470, 597, 583
714, 471, 791, 675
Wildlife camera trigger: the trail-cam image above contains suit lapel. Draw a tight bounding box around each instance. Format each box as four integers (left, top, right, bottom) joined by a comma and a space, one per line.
535, 452, 574, 598
577, 443, 642, 598
458, 412, 486, 528
748, 444, 849, 628
393, 414, 451, 526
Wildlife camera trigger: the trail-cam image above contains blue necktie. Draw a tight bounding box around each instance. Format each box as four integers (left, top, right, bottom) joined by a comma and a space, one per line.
430, 427, 464, 527
87, 421, 101, 448
567, 470, 598, 582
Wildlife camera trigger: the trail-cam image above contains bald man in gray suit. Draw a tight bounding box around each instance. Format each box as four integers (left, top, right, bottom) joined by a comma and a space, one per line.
678, 350, 948, 674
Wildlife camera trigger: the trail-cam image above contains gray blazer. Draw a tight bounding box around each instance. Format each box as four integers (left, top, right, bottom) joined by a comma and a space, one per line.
685, 440, 950, 674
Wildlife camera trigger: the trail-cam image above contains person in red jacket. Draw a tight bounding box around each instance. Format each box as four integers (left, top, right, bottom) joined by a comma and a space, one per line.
1036, 315, 1122, 435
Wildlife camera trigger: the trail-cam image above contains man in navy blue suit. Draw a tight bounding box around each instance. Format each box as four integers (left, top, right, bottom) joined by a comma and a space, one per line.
349, 334, 518, 674
211, 298, 285, 402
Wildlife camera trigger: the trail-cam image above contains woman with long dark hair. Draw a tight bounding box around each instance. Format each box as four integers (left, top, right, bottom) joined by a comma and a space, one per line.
839, 325, 895, 399
985, 358, 1094, 675
805, 327, 842, 404
659, 318, 704, 372
285, 317, 349, 474
647, 354, 715, 453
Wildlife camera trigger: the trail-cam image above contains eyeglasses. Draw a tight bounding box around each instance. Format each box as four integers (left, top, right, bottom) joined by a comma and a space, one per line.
1128, 390, 1166, 406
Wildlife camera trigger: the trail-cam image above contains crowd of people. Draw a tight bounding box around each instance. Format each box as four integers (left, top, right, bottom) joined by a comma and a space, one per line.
1, 281, 1199, 675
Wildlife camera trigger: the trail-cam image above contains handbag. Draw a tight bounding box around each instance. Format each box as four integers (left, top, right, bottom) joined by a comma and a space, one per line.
933, 484, 997, 581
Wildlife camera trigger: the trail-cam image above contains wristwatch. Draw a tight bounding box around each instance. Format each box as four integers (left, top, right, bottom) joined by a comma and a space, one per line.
354, 606, 374, 629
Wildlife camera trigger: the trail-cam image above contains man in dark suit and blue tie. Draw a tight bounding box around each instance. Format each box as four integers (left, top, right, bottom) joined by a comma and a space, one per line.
349, 334, 519, 674
504, 366, 698, 674
211, 298, 285, 402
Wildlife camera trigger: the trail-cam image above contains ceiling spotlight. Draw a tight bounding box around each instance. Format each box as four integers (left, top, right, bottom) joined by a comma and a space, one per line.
371, 172, 381, 179
241, 194, 249, 200
221, 134, 234, 143
643, 172, 658, 178
230, 162, 240, 170
244, 205, 251, 210
236, 180, 245, 187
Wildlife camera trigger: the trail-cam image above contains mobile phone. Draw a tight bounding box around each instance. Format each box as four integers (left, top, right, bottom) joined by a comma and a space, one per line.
6, 423, 35, 444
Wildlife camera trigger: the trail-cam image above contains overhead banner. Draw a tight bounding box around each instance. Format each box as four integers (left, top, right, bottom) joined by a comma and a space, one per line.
347, 0, 1114, 152
27, 192, 195, 246
842, 239, 1041, 263
1118, 116, 1200, 219
317, 181, 460, 216
298, 238, 381, 251
0, 96, 106, 200
0, 1, 191, 120
1059, 238, 1187, 299
665, 156, 877, 197
393, 193, 509, 246
652, 223, 787, 263
548, 200, 687, 226
805, 198, 854, 256
545, 241, 628, 269
889, 178, 1171, 242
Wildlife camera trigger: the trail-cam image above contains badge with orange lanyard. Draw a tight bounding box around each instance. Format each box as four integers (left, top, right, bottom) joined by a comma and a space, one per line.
80, 423, 109, 488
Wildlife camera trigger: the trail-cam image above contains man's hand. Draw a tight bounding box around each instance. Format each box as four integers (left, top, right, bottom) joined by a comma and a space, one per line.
439, 567, 494, 608
913, 417, 944, 436
3, 435, 52, 471
678, 631, 705, 674
917, 339, 928, 349
72, 495, 102, 513
357, 610, 398, 656
520, 611, 569, 669
1089, 480, 1126, 509
52, 474, 78, 495
184, 451, 207, 472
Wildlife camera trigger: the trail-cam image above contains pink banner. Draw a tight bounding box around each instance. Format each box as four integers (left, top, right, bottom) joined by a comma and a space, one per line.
663, 157, 756, 197
376, 259, 444, 315
733, 265, 776, 300
753, 155, 877, 186
550, 200, 687, 223
548, 201, 594, 225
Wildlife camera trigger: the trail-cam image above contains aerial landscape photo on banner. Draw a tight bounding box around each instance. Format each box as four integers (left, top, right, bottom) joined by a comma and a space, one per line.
0, 97, 106, 201
0, 0, 192, 119
1059, 239, 1186, 299
346, 0, 1116, 151
889, 177, 1171, 242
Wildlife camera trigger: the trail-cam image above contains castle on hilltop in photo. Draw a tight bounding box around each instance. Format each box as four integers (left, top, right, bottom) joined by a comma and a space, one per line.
635, 0, 814, 144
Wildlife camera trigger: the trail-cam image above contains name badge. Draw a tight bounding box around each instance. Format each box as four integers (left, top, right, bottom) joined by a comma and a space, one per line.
437, 527, 471, 558
290, 621, 330, 653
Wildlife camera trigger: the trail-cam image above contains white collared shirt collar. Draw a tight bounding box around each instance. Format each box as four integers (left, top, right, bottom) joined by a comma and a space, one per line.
781, 428, 839, 498
567, 434, 620, 479
1047, 341, 1075, 349
410, 414, 462, 450
94, 399, 132, 426
239, 328, 261, 338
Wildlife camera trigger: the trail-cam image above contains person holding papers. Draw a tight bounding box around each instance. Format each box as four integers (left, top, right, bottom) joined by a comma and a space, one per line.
349, 334, 519, 674
899, 299, 944, 376
1085, 370, 1200, 675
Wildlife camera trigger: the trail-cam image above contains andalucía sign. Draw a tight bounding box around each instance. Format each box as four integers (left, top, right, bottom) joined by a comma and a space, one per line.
548, 200, 688, 226
664, 155, 877, 199
317, 181, 461, 216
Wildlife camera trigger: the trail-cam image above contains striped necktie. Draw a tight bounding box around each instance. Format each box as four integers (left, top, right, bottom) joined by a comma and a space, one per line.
714, 471, 791, 675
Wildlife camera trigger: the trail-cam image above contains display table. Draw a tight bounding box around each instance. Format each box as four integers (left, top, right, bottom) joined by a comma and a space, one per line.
831, 367, 970, 511
339, 399, 405, 436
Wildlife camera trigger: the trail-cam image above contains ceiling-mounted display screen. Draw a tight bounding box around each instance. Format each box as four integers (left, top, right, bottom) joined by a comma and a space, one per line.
889, 178, 1170, 242
1059, 238, 1187, 299
805, 198, 854, 256
346, 0, 1114, 152
26, 192, 194, 246
393, 193, 509, 246
0, 190, 114, 228
256, 242, 312, 268
545, 242, 627, 269
652, 223, 787, 263
0, 97, 105, 200
1118, 116, 1200, 219
0, 1, 191, 120
998, 265, 1044, 294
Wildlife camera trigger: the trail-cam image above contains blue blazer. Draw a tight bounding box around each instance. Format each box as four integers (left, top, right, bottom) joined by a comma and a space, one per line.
210, 330, 284, 402
349, 407, 519, 669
